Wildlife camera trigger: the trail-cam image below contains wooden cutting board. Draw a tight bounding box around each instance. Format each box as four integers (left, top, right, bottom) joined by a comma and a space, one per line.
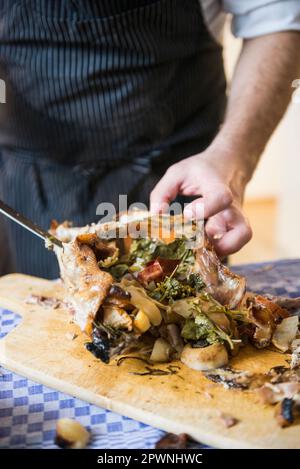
0, 273, 298, 449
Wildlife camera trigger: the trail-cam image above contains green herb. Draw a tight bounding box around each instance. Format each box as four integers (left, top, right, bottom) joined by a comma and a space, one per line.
129, 237, 194, 267
108, 263, 129, 281
149, 268, 205, 303
181, 318, 219, 343
150, 277, 196, 303
153, 238, 187, 260
187, 273, 205, 292
129, 238, 159, 265
98, 247, 119, 268
181, 302, 234, 349
176, 249, 195, 276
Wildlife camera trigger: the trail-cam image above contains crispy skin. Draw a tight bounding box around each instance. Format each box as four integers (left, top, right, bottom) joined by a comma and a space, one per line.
265, 294, 300, 315
56, 236, 113, 331
194, 241, 246, 309
245, 294, 289, 348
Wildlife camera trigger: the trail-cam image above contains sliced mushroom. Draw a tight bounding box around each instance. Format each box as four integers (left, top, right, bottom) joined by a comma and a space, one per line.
180, 343, 228, 371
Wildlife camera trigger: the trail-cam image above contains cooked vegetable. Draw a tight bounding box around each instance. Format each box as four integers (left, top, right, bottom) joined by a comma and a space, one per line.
181, 302, 234, 349
150, 338, 172, 363
150, 277, 193, 302
166, 324, 184, 353
208, 312, 231, 333
272, 316, 299, 352
129, 238, 159, 264
149, 273, 204, 303
171, 298, 195, 318
103, 305, 133, 331
123, 285, 162, 326
134, 310, 151, 333
55, 418, 90, 449
108, 263, 129, 280
180, 343, 228, 371
153, 238, 189, 260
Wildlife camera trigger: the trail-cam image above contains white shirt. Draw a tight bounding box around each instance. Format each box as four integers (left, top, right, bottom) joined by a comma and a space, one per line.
201, 0, 300, 43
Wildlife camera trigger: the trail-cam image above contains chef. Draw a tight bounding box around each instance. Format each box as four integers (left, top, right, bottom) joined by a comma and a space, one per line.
0, 0, 299, 278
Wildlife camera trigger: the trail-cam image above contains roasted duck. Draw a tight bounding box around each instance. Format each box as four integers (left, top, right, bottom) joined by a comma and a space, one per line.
50, 211, 300, 374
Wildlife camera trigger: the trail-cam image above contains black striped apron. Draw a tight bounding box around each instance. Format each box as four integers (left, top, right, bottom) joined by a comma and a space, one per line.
0, 0, 226, 278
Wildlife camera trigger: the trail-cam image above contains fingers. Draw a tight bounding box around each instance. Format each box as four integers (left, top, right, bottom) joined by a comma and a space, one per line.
183, 183, 233, 220
205, 213, 227, 240
150, 162, 251, 256
151, 164, 233, 218
150, 166, 181, 213
206, 207, 252, 256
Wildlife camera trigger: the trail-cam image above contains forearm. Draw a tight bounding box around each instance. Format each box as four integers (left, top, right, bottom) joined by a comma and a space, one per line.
211, 31, 300, 183
151, 32, 300, 254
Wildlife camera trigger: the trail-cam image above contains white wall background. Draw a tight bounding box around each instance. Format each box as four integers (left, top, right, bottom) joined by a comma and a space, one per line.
277, 103, 300, 257
223, 20, 300, 258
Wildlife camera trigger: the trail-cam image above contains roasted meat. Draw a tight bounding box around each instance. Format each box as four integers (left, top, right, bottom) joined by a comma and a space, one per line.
55, 234, 113, 331
52, 212, 300, 392
243, 294, 289, 348
194, 241, 246, 309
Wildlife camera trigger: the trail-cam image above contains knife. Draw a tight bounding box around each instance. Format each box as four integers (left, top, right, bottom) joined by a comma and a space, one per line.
0, 199, 63, 248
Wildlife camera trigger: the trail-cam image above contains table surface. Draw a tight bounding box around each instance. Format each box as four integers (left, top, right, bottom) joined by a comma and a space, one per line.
1, 258, 300, 449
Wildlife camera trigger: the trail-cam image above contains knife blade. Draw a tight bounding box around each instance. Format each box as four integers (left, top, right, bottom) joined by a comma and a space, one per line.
0, 200, 63, 248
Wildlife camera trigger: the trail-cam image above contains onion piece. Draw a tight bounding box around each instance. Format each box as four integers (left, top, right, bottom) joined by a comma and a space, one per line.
272, 316, 299, 352
150, 338, 172, 363
171, 298, 195, 318
208, 312, 231, 333
123, 285, 162, 326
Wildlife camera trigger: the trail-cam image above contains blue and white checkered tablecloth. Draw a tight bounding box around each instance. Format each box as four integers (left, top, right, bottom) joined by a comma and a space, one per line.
1, 259, 300, 449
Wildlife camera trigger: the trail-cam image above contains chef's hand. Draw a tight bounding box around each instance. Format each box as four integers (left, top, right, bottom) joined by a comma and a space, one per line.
150, 147, 252, 257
